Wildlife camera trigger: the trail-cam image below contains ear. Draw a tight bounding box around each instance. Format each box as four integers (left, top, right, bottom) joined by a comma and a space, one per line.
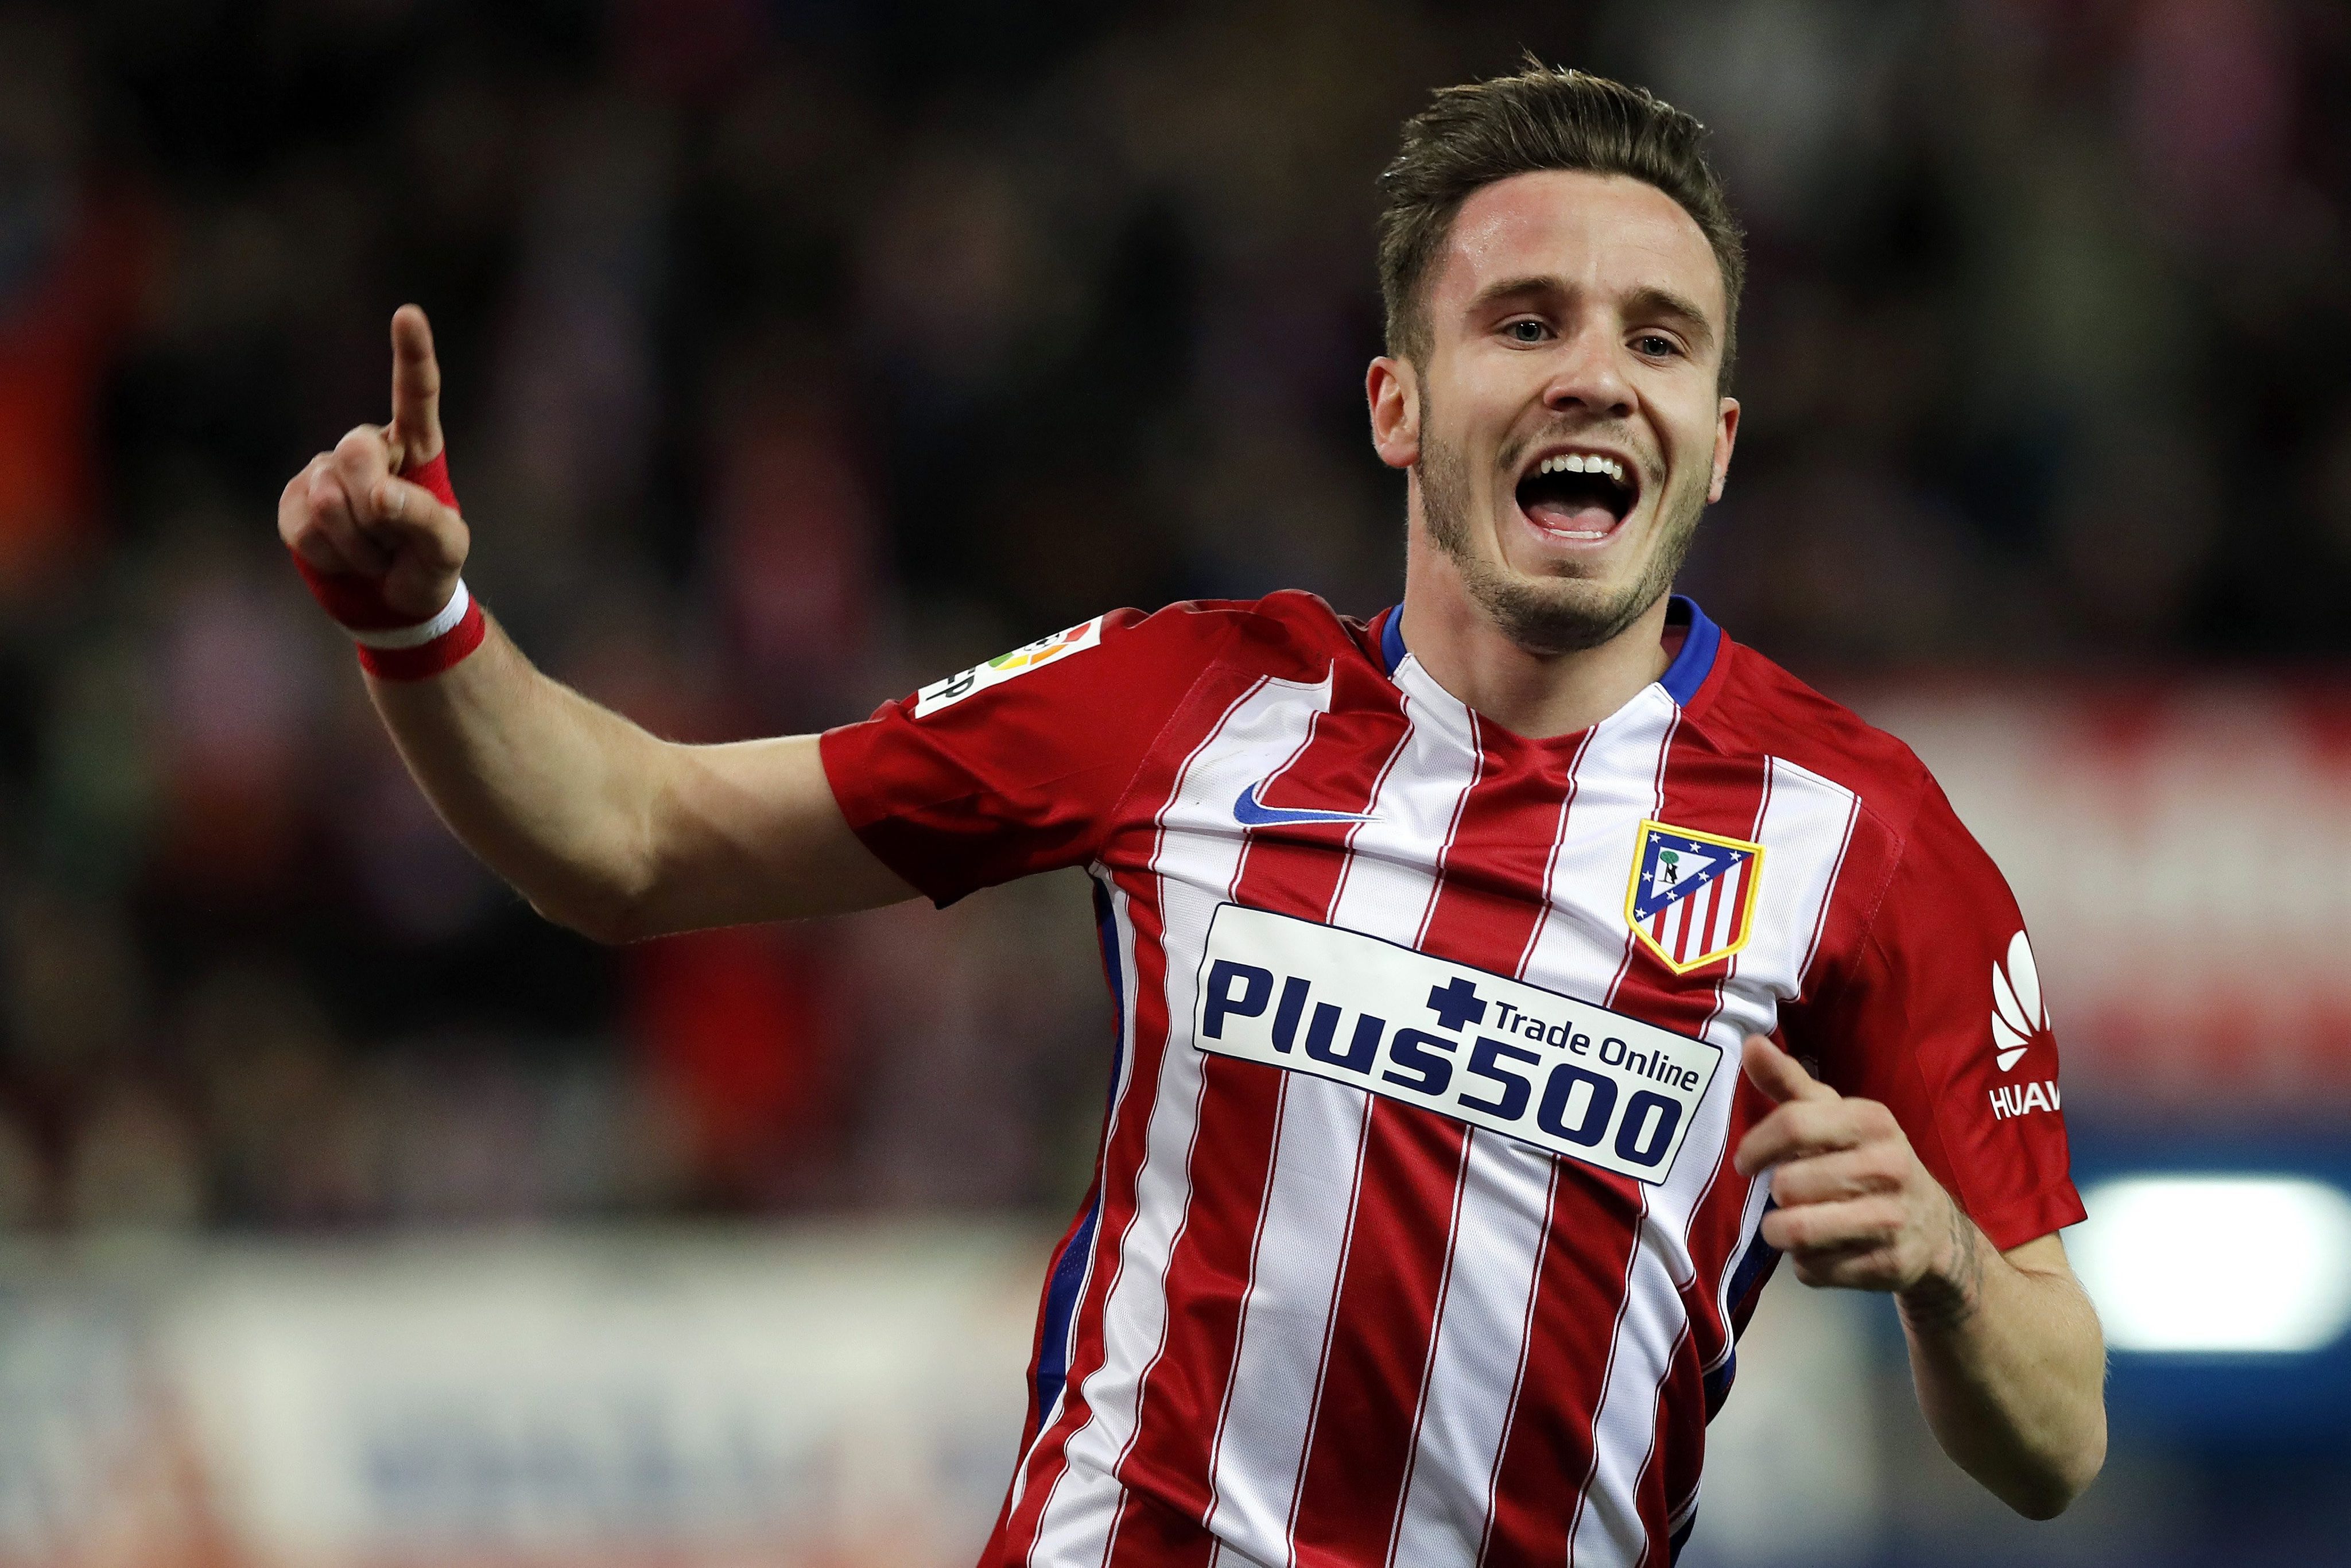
1707, 395, 1740, 503
1368, 355, 1420, 470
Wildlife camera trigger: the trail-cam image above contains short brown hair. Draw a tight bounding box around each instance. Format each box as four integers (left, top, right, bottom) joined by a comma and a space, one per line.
1378, 63, 1746, 387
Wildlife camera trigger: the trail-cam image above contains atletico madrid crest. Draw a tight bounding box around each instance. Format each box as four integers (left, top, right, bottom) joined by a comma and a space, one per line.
1625, 820, 1766, 974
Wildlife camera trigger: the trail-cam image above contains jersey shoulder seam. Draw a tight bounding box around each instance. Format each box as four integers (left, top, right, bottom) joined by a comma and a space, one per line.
1093, 601, 1275, 840
1688, 644, 1941, 1001
1092, 592, 1368, 850
1690, 642, 1938, 845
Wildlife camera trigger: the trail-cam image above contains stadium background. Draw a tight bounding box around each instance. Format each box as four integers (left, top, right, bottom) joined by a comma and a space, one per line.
2, 1, 2349, 1565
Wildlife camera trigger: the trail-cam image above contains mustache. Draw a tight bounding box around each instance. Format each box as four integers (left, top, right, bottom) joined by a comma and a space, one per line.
1495, 424, 1658, 480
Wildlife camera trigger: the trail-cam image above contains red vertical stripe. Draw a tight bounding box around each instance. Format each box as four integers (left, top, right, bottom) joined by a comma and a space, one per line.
1107, 665, 1411, 1559
1476, 1170, 1647, 1567
987, 864, 1177, 1567
1632, 1325, 1703, 1563
1595, 744, 1772, 1561
1286, 1104, 1471, 1567
984, 667, 1270, 1568
1106, 1487, 1229, 1567
1482, 725, 1769, 1566
1642, 783, 1874, 1546
1287, 720, 1580, 1567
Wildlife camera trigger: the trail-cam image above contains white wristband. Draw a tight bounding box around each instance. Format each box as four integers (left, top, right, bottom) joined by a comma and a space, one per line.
348, 580, 471, 650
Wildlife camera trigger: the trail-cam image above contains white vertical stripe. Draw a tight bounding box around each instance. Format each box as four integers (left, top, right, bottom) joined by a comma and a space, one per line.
1708, 860, 1744, 955
1569, 754, 1866, 1564
1518, 690, 1681, 1015
1533, 693, 1678, 1568
1383, 1130, 1555, 1563
1713, 759, 1863, 1048
1198, 1078, 1371, 1556
1381, 694, 1677, 1565
1570, 950, 1743, 1553
1327, 660, 1480, 937
1689, 762, 1863, 1441
1708, 1171, 1775, 1359
1566, 1214, 1687, 1565
1561, 722, 1742, 1568
1204, 659, 1483, 1566
1029, 673, 1344, 1567
1006, 875, 1146, 1514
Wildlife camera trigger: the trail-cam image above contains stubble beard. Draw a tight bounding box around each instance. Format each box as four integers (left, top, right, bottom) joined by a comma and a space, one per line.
1419, 422, 1706, 657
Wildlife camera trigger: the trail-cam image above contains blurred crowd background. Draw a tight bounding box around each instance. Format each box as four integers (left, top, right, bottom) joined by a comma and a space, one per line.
1, 1, 2349, 1564
7, 0, 2346, 1237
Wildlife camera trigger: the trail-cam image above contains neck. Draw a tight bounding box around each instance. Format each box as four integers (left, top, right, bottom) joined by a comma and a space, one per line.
1397, 535, 1678, 741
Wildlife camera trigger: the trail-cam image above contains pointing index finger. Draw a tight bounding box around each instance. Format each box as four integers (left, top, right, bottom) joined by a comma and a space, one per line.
389, 304, 443, 469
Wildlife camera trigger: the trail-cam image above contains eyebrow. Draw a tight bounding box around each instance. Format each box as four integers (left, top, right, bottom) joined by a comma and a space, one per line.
1465, 276, 1718, 353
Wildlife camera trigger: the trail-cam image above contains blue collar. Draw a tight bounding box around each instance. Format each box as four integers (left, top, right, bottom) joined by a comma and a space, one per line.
1379, 595, 1721, 709
1379, 603, 1410, 674
1658, 596, 1722, 707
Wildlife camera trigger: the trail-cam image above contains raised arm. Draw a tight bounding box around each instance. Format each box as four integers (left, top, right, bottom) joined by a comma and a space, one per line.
278, 306, 916, 940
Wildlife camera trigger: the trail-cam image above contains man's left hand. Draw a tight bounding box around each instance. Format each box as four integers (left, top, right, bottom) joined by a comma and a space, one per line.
1731, 1034, 1980, 1317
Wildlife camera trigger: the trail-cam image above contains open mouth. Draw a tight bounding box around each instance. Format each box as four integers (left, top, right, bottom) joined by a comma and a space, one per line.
1513, 449, 1640, 541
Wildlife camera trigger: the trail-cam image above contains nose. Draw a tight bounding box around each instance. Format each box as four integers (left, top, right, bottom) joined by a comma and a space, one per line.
1540, 320, 1634, 420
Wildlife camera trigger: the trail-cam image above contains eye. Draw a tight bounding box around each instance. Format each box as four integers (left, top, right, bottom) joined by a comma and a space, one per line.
1502, 318, 1551, 344
1633, 333, 1684, 359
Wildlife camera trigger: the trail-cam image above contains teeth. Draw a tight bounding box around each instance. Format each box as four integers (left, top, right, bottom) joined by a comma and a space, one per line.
1535, 453, 1628, 484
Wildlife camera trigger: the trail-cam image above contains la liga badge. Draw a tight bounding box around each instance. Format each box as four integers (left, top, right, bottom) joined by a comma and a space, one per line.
913, 616, 1104, 717
1625, 820, 1766, 974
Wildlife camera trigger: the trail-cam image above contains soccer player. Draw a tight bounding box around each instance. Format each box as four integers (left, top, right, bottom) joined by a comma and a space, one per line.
278, 64, 2104, 1567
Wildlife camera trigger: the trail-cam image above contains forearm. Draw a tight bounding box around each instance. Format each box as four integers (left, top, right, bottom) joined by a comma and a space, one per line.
1897, 1224, 2107, 1519
290, 309, 914, 938
1732, 1043, 2106, 1519
366, 615, 673, 937
364, 616, 915, 937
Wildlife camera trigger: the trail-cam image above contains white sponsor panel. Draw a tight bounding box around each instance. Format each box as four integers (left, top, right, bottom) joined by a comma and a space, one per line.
1192, 904, 1724, 1186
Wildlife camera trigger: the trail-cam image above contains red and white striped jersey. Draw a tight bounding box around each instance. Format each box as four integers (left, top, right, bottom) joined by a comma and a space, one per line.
822, 592, 2083, 1568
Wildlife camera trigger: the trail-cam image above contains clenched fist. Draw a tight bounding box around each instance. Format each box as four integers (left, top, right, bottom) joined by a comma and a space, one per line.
280, 305, 470, 622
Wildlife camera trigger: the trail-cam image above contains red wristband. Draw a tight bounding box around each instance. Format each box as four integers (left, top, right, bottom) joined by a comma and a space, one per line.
290, 448, 487, 681
405, 449, 457, 510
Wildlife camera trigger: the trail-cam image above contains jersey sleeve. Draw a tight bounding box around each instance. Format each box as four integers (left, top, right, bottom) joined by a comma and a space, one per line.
1794, 783, 2086, 1251
819, 604, 1234, 906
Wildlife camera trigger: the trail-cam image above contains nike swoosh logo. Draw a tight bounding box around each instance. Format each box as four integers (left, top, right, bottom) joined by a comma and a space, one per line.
1233, 781, 1378, 829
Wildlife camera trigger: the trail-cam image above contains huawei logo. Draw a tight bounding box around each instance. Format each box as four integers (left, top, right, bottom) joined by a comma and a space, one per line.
1991, 932, 2046, 1073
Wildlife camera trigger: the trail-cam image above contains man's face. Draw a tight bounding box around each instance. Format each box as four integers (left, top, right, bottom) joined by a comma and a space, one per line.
1372, 170, 1740, 654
